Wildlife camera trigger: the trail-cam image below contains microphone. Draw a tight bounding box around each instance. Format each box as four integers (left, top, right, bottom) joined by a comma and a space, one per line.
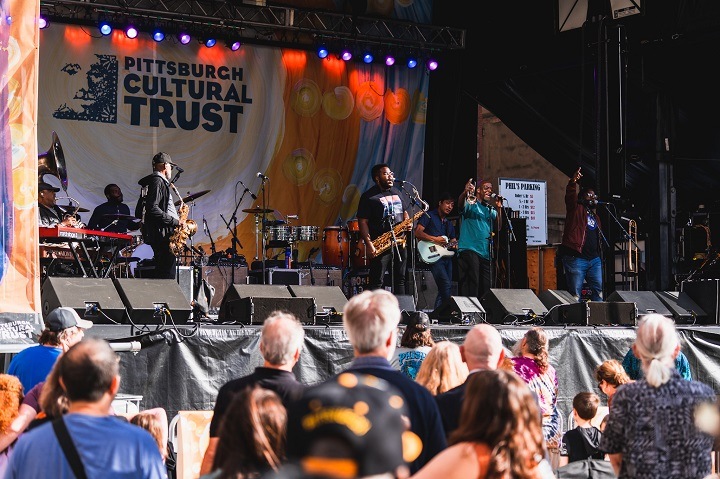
287, 215, 299, 220
239, 180, 257, 200
203, 217, 210, 235
174, 166, 184, 173
490, 193, 505, 200
395, 179, 406, 185
620, 216, 633, 222
596, 200, 612, 205
257, 172, 269, 180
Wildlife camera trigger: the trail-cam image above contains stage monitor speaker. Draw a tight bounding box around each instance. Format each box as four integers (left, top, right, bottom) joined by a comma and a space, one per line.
432, 296, 486, 324
547, 302, 636, 326
481, 289, 548, 324
41, 277, 127, 324
220, 297, 316, 325
681, 280, 720, 325
412, 268, 440, 312
538, 289, 576, 308
288, 285, 347, 321
655, 291, 708, 324
607, 290, 672, 317
218, 284, 293, 322
112, 278, 192, 324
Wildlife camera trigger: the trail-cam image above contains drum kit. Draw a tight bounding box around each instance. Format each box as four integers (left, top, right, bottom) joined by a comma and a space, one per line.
242, 207, 319, 264
321, 219, 369, 270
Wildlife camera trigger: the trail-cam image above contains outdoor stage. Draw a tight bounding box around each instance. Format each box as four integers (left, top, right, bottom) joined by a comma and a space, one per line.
88, 323, 720, 424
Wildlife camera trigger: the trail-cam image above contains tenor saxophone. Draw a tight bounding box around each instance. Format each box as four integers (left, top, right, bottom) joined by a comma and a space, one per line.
169, 183, 198, 256
370, 199, 429, 257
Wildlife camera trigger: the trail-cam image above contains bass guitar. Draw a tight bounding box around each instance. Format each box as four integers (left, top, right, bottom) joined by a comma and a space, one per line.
418, 236, 456, 264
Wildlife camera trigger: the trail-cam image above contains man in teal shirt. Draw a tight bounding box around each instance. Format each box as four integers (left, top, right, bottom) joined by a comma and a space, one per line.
457, 179, 502, 299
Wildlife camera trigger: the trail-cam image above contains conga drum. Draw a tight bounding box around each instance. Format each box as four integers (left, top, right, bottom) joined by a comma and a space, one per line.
322, 226, 349, 269
347, 219, 360, 241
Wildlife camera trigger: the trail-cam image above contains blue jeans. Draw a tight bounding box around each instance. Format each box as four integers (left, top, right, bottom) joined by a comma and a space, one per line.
562, 255, 602, 301
430, 258, 453, 309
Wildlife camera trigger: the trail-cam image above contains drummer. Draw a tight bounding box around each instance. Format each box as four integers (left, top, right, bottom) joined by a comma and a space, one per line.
87, 184, 140, 233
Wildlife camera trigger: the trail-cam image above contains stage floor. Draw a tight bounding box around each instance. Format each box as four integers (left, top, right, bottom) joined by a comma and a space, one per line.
86, 323, 720, 425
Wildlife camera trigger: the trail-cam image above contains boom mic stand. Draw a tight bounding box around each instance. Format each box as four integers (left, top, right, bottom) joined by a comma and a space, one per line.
399, 182, 427, 304
587, 205, 611, 299
499, 200, 515, 287
220, 182, 248, 288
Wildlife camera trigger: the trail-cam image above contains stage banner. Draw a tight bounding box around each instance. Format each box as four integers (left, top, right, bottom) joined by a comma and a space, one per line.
1, 0, 42, 337
38, 25, 428, 264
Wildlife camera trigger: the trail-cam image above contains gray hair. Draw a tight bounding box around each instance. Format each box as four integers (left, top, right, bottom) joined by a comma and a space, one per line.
260, 312, 305, 366
342, 290, 400, 354
634, 314, 679, 388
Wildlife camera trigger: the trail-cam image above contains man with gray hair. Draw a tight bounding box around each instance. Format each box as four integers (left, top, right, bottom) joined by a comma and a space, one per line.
5, 338, 166, 478
343, 289, 446, 473
200, 311, 306, 475
435, 324, 505, 437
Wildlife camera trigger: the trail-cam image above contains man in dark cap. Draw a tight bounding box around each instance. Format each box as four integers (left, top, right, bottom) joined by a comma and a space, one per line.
136, 152, 184, 279
38, 182, 79, 227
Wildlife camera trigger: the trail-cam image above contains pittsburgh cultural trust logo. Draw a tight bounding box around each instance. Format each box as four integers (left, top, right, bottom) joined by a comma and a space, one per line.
53, 54, 253, 133
54, 55, 119, 123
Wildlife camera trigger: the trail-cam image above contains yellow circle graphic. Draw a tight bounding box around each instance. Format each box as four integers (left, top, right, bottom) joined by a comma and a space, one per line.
385, 88, 411, 124
282, 148, 316, 185
313, 168, 343, 204
291, 78, 322, 117
322, 86, 355, 120
355, 81, 385, 122
412, 89, 428, 124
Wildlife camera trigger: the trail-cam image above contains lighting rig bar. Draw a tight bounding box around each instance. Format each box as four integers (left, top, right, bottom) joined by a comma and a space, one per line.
39, 0, 465, 52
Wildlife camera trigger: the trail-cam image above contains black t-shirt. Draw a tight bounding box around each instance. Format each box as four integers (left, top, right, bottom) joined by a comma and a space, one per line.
562, 426, 604, 463
580, 210, 600, 259
209, 367, 305, 437
356, 185, 409, 240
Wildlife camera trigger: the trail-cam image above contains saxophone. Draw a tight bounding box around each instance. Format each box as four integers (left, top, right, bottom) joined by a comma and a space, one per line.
169, 183, 198, 256
370, 198, 429, 257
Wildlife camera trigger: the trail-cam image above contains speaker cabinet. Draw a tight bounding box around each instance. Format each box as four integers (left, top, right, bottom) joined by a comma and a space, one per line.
288, 285, 347, 321
681, 280, 720, 325
112, 278, 192, 325
480, 289, 548, 324
412, 268, 440, 312
432, 296, 486, 324
607, 290, 672, 317
654, 291, 707, 324
41, 277, 127, 324
546, 301, 636, 326
220, 296, 316, 325
538, 289, 577, 308
218, 284, 292, 322
497, 217, 528, 288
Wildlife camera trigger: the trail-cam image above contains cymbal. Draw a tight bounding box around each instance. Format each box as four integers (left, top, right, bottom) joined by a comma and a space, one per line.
102, 213, 139, 221
57, 204, 90, 213
242, 207, 274, 215
175, 189, 210, 206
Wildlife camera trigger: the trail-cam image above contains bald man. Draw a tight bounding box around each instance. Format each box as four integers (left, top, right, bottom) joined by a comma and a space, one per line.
435, 324, 505, 437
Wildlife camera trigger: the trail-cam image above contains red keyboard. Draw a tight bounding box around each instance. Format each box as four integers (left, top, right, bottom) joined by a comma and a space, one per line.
40, 226, 132, 243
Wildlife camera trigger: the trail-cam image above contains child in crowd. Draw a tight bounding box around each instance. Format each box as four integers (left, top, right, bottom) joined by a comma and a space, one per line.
561, 392, 605, 463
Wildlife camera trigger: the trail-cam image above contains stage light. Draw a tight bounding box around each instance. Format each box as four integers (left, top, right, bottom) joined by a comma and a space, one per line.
5, 15, 11, 25
317, 45, 329, 59
204, 38, 216, 48
362, 52, 374, 64
178, 33, 191, 45
426, 58, 438, 71
152, 29, 165, 42
341, 49, 353, 61
227, 40, 241, 51
38, 16, 48, 29
385, 54, 395, 66
407, 56, 418, 69
125, 25, 138, 39
99, 22, 112, 36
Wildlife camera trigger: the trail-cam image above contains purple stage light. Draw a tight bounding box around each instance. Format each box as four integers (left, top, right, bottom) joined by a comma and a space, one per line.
178, 33, 191, 45
341, 50, 353, 61
125, 26, 138, 39
426, 59, 438, 71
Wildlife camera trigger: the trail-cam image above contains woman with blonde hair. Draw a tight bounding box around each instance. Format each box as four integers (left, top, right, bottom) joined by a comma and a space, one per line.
601, 314, 715, 478
511, 327, 561, 448
594, 359, 631, 408
411, 370, 553, 479
416, 341, 469, 396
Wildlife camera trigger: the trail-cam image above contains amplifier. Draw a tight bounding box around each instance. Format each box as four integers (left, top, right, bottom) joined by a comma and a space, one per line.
249, 267, 342, 287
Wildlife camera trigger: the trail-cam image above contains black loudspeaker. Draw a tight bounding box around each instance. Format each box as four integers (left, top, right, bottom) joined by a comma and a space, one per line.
288, 285, 347, 319
681, 280, 720, 325
41, 277, 127, 324
413, 268, 440, 312
538, 289, 577, 308
218, 284, 297, 323
480, 288, 548, 324
112, 278, 192, 324
607, 291, 672, 317
656, 290, 708, 324
497, 217, 528, 288
397, 294, 416, 312
432, 296, 486, 324
220, 296, 316, 325
546, 302, 636, 326
177, 266, 194, 303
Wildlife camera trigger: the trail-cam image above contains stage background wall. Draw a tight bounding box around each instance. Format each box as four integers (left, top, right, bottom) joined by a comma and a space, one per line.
37, 24, 429, 263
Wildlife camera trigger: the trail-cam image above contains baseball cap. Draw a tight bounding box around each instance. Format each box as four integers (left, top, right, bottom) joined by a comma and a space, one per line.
39, 182, 60, 192
405, 311, 431, 331
286, 372, 422, 478
45, 307, 94, 332
152, 151, 173, 165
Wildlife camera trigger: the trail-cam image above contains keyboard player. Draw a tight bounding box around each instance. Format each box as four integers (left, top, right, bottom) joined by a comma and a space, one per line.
39, 181, 81, 228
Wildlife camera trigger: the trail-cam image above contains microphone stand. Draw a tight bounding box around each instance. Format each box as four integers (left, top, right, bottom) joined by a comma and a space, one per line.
587, 206, 611, 299
386, 214, 400, 294
259, 176, 269, 284
601, 202, 639, 290
499, 200, 515, 287
203, 218, 217, 254
399, 183, 425, 303
221, 182, 248, 288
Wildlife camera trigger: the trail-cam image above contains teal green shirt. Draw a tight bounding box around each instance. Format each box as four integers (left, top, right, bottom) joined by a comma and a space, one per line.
457, 200, 497, 260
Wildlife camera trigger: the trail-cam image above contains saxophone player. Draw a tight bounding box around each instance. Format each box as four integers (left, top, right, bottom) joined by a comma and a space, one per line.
135, 152, 185, 279
357, 164, 411, 294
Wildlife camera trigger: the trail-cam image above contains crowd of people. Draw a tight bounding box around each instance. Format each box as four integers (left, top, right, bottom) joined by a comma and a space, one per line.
1, 295, 719, 479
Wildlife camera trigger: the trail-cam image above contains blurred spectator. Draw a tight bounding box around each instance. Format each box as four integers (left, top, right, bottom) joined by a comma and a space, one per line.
416, 341, 469, 396
511, 327, 561, 448
435, 324, 504, 438
621, 345, 692, 381
203, 386, 286, 479
595, 359, 632, 408
411, 370, 553, 479
601, 314, 715, 478
201, 311, 305, 475
391, 312, 435, 380
343, 289, 446, 473
0, 374, 23, 476
8, 307, 92, 392
5, 338, 165, 478
561, 392, 604, 464
280, 372, 421, 479
130, 408, 175, 478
